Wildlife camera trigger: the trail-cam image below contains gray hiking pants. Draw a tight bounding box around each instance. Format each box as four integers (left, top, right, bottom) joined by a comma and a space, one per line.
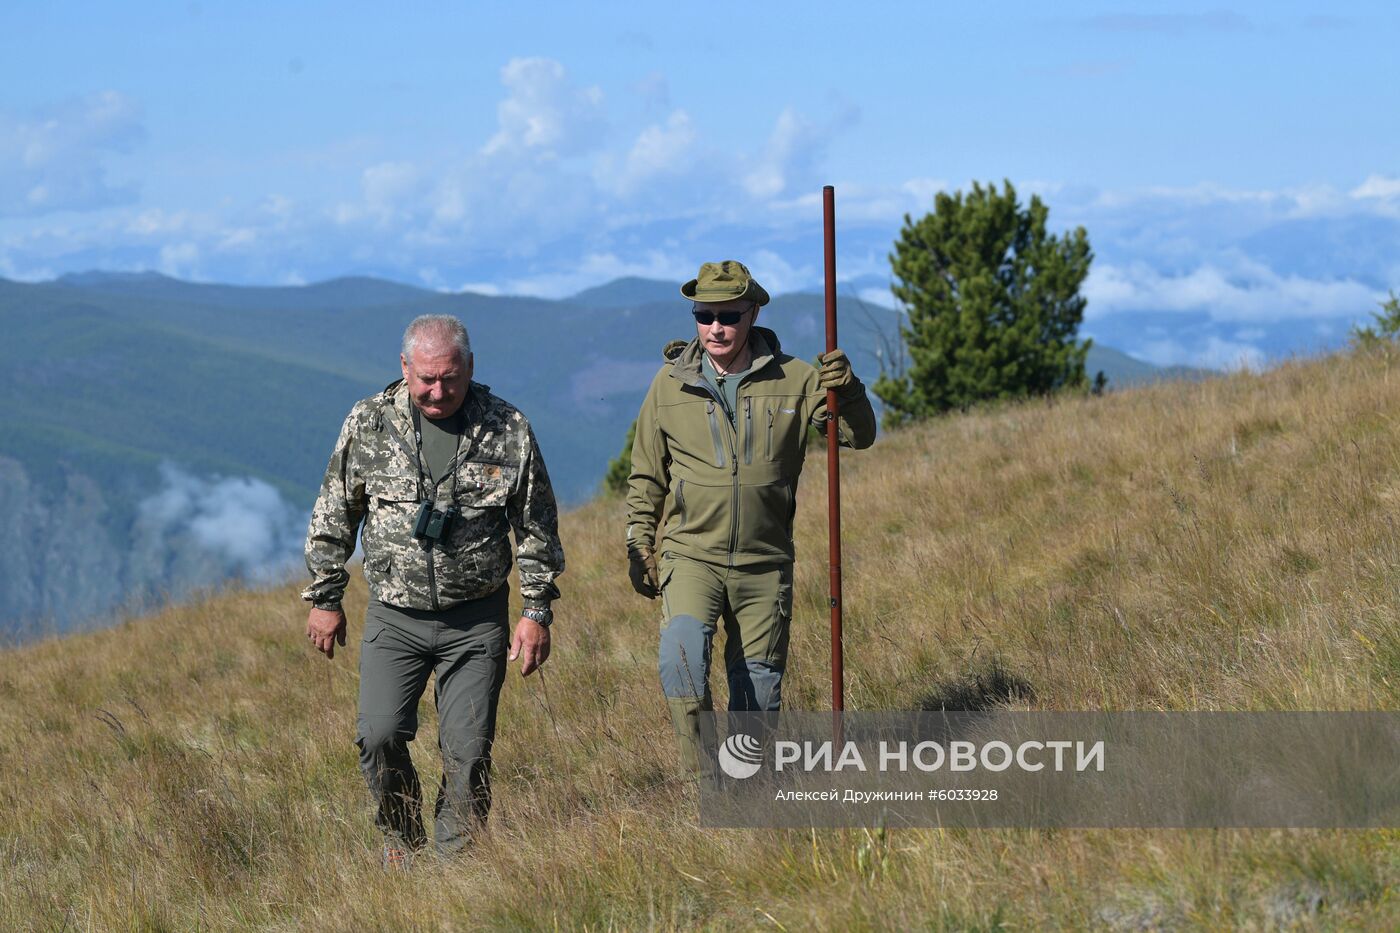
356, 587, 508, 854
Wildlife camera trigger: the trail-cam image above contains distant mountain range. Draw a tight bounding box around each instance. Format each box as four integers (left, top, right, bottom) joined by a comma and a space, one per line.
0, 271, 1206, 636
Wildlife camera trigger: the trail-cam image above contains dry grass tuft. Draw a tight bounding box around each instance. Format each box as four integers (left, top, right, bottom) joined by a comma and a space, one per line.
3, 349, 1400, 928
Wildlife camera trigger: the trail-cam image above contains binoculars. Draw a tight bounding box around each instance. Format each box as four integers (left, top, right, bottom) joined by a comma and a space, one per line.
413, 501, 459, 542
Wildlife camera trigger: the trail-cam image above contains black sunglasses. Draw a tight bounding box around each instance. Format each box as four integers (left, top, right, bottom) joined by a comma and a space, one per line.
692, 307, 752, 326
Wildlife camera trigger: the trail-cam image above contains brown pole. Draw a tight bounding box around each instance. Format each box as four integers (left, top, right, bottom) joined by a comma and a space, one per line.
823, 185, 844, 717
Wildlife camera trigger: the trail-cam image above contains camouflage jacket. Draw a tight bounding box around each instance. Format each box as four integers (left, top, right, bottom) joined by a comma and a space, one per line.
302, 380, 564, 613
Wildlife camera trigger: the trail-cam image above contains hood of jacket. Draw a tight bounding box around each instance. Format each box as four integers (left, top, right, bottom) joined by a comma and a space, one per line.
664, 326, 783, 388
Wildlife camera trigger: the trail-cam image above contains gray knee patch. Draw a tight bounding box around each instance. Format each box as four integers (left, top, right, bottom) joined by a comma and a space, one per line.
659, 614, 711, 698
728, 658, 783, 712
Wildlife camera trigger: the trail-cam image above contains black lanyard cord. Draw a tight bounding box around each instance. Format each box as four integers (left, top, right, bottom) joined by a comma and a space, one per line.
410, 403, 462, 503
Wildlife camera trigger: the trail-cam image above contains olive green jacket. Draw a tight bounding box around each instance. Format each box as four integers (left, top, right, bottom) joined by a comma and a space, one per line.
625, 327, 876, 568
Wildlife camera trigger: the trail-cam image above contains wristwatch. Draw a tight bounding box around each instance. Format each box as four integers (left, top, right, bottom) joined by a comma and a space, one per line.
522, 606, 554, 628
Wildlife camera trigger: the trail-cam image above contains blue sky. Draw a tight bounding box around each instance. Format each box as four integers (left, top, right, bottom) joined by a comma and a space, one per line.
2, 1, 1399, 367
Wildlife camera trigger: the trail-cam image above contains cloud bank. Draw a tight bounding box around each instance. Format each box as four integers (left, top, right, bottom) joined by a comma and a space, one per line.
1, 62, 1398, 370
137, 463, 306, 584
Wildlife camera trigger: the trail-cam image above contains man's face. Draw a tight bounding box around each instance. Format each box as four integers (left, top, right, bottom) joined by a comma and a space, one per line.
401, 343, 472, 419
694, 298, 759, 362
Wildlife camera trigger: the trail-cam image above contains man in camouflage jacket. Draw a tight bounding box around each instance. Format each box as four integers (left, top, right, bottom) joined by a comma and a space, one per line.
626, 261, 875, 775
303, 314, 564, 860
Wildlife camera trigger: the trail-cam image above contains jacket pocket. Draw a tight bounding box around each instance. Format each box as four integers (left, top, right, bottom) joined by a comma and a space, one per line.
454, 461, 515, 510
364, 552, 393, 592
767, 400, 807, 469
361, 474, 422, 572
734, 462, 794, 560
664, 474, 731, 557
439, 461, 515, 580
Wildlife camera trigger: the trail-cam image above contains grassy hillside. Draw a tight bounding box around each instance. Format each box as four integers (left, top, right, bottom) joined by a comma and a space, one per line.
2, 349, 1397, 929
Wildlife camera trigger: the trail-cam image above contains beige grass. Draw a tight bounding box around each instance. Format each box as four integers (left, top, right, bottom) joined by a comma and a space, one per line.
3, 350, 1399, 929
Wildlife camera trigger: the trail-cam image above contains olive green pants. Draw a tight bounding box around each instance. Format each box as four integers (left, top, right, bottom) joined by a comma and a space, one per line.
657, 554, 792, 774
356, 588, 508, 854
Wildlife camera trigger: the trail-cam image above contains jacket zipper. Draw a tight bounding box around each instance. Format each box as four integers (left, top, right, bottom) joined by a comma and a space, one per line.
723, 391, 744, 567
726, 435, 740, 567
676, 479, 687, 532
744, 397, 753, 465
766, 407, 774, 461
705, 401, 726, 468
693, 372, 747, 567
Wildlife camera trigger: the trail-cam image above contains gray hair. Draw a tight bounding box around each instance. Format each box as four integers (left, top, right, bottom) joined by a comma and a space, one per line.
402, 314, 471, 363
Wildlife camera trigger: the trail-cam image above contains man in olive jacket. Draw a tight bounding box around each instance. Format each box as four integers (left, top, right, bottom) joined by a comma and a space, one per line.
625, 261, 876, 774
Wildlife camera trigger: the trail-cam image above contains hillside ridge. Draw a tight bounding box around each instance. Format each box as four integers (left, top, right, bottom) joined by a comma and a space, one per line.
3, 348, 1396, 927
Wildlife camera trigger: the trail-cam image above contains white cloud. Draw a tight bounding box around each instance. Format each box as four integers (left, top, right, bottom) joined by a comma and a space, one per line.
745, 249, 813, 296
217, 227, 256, 251
610, 110, 696, 193
126, 208, 191, 236
0, 91, 144, 216
449, 281, 502, 296
1085, 257, 1382, 322
1134, 335, 1264, 371
0, 71, 876, 290
1081, 181, 1354, 222
482, 58, 606, 158
158, 242, 200, 278
857, 287, 898, 310
743, 108, 844, 199
902, 177, 947, 206
137, 463, 305, 583
360, 161, 427, 223
0, 251, 54, 282
766, 178, 953, 227
499, 249, 695, 298
1352, 174, 1400, 201
432, 177, 467, 225
7, 71, 1394, 349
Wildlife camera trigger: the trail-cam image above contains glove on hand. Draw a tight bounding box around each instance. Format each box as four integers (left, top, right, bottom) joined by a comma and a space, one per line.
818, 348, 861, 395
628, 547, 659, 599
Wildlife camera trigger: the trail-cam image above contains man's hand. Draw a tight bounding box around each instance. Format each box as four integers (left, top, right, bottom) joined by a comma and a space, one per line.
818, 348, 858, 393
307, 607, 347, 660
509, 617, 551, 677
628, 547, 659, 599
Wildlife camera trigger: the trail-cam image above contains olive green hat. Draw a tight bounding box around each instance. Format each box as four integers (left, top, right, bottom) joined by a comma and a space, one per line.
681, 260, 770, 306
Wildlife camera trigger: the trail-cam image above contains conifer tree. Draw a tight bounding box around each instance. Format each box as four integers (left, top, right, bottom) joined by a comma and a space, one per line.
873, 181, 1093, 423
604, 419, 636, 495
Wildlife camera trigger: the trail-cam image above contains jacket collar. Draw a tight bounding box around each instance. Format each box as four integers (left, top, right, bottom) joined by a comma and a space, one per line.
384, 379, 489, 433
379, 380, 491, 473
668, 326, 781, 388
